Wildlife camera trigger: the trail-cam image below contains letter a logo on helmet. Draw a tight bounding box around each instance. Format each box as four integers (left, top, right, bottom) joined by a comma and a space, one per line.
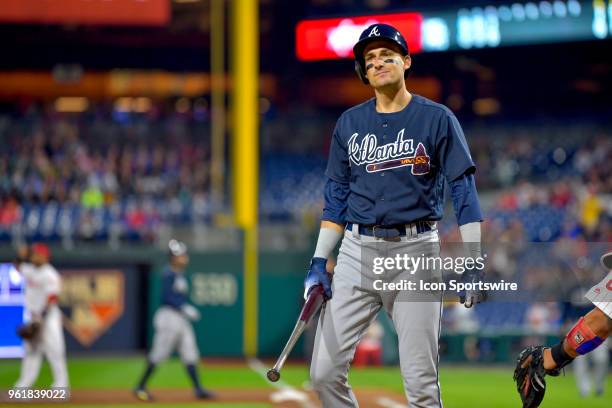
353, 23, 410, 85
368, 26, 380, 37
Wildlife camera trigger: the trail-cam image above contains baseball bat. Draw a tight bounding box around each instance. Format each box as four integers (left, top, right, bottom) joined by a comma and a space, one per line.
266, 284, 326, 382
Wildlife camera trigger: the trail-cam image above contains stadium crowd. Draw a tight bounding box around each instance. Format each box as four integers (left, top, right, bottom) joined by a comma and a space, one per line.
0, 104, 212, 242
0, 104, 610, 245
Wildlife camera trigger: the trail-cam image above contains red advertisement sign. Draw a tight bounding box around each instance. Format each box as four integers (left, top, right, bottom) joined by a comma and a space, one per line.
0, 0, 169, 26
296, 13, 423, 61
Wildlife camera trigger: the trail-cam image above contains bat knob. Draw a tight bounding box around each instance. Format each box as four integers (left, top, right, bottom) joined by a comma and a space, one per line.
266, 368, 281, 382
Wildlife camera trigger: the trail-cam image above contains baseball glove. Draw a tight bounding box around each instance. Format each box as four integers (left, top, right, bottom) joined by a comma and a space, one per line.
16, 321, 41, 341
513, 346, 561, 408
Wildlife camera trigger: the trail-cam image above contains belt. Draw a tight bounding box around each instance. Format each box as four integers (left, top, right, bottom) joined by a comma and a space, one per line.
346, 221, 435, 239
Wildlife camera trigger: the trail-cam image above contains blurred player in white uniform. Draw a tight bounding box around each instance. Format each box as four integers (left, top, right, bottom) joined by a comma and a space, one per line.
14, 243, 69, 389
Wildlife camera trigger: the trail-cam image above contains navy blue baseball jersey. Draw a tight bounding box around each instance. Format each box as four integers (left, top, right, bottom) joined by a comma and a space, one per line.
325, 94, 475, 226
161, 268, 189, 309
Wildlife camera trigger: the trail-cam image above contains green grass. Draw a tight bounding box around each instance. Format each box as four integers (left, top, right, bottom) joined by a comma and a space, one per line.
279, 365, 612, 408
0, 358, 267, 389
0, 357, 610, 407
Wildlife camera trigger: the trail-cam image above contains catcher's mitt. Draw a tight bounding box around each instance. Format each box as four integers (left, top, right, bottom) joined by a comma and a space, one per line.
16, 321, 41, 341
513, 346, 561, 408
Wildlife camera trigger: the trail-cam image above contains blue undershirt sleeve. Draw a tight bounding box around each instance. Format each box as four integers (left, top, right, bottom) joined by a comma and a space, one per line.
450, 172, 483, 226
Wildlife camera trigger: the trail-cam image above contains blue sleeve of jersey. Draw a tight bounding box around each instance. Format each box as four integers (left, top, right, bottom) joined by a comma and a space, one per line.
450, 173, 483, 225
325, 121, 350, 183
161, 273, 186, 309
438, 113, 475, 182
322, 178, 349, 225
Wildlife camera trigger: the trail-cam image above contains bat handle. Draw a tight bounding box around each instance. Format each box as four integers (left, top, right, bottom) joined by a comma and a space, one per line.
299, 284, 324, 322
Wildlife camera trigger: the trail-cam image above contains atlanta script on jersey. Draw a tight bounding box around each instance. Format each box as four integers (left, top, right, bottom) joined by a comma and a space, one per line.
347, 128, 431, 175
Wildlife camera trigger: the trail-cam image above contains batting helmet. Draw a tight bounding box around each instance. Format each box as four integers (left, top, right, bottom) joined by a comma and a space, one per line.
168, 239, 188, 258
353, 23, 410, 85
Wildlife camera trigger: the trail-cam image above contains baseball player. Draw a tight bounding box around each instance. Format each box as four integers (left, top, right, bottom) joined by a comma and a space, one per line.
514, 250, 612, 408
304, 24, 484, 407
134, 239, 214, 401
13, 243, 69, 389
562, 270, 608, 397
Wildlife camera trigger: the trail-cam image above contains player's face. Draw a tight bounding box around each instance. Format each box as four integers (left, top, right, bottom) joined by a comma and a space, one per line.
31, 252, 47, 266
172, 254, 189, 271
363, 41, 410, 88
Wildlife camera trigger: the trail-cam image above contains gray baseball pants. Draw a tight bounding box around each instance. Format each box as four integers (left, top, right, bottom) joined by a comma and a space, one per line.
310, 225, 443, 408
149, 306, 199, 365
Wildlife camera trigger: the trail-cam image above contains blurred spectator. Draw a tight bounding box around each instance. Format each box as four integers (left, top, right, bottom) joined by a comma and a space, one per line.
81, 182, 104, 209
526, 302, 560, 334
0, 196, 22, 227
580, 185, 603, 235
445, 303, 480, 334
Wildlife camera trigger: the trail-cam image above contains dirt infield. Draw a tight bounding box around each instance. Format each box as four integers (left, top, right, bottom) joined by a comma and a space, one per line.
2, 389, 408, 407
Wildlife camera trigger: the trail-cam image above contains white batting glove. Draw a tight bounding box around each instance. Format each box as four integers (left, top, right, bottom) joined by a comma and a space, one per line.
181, 304, 201, 321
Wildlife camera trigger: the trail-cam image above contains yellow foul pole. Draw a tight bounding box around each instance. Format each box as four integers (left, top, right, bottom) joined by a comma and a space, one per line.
232, 0, 259, 357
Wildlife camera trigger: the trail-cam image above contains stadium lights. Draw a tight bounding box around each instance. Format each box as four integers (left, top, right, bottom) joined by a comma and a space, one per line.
296, 1, 606, 58
113, 97, 152, 113
54, 97, 89, 113
114, 97, 133, 113
472, 98, 500, 115
296, 13, 422, 61
133, 97, 152, 113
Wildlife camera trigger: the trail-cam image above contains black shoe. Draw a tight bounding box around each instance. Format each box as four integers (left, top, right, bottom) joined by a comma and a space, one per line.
195, 388, 215, 399
134, 388, 154, 402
